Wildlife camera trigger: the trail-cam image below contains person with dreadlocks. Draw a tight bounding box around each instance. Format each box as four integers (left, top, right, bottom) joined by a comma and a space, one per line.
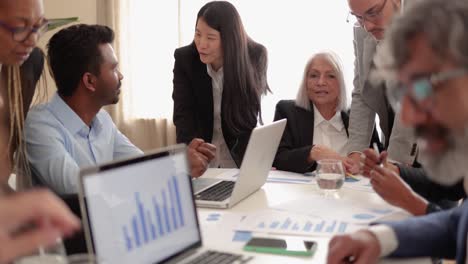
0, 0, 47, 193
0, 0, 80, 262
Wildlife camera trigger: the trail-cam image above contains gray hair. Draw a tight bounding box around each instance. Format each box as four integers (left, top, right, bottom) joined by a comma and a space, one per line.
295, 51, 348, 111
374, 0, 468, 80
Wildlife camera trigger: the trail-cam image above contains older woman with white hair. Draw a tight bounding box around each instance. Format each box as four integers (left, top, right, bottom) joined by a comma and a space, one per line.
273, 52, 379, 173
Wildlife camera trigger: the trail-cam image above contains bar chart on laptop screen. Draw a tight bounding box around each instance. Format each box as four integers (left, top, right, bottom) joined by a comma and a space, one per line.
84, 153, 200, 264
122, 175, 185, 252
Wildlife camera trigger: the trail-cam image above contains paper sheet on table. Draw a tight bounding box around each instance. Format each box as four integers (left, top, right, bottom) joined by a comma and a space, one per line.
198, 210, 246, 226
267, 170, 316, 184
197, 211, 252, 245
343, 176, 374, 192
213, 169, 316, 184
234, 210, 360, 237
272, 195, 399, 224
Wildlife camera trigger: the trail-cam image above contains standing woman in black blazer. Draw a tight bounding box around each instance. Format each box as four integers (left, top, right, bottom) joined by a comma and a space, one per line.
274, 52, 370, 173
172, 1, 270, 168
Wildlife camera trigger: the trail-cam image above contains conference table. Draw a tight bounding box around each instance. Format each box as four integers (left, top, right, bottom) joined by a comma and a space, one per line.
195, 169, 430, 264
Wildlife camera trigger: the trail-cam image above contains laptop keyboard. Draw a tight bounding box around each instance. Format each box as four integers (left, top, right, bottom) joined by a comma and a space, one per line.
195, 181, 235, 201
185, 250, 250, 264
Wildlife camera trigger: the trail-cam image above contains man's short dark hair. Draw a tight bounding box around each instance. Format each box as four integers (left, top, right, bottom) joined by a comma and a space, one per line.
47, 24, 115, 97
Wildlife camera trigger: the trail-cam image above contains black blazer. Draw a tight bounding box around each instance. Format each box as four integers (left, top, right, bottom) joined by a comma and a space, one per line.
273, 100, 380, 173
172, 43, 267, 167
398, 166, 465, 213
20, 48, 43, 113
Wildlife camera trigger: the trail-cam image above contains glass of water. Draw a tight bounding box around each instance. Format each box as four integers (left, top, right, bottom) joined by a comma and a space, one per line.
67, 254, 96, 264
14, 238, 68, 264
316, 159, 345, 197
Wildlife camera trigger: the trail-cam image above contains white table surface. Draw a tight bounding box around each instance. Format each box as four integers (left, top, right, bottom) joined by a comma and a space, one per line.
195, 169, 430, 264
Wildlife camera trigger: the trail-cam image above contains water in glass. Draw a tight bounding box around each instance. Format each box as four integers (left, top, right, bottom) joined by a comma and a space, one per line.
316, 159, 345, 196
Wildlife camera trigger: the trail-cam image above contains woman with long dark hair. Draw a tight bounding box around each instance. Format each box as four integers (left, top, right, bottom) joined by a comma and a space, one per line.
172, 1, 270, 168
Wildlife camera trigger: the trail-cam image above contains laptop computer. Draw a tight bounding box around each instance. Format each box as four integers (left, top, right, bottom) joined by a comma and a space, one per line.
192, 119, 287, 209
78, 145, 252, 264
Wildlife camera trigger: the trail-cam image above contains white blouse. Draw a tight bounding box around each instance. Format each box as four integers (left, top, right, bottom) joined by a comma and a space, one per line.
206, 64, 237, 168
312, 105, 348, 156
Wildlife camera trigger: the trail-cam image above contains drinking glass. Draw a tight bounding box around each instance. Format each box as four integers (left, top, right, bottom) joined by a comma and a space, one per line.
316, 159, 345, 197
14, 238, 68, 264
67, 254, 96, 264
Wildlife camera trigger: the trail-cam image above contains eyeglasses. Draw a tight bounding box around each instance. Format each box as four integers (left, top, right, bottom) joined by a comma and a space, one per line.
387, 68, 468, 112
346, 0, 388, 27
0, 19, 49, 42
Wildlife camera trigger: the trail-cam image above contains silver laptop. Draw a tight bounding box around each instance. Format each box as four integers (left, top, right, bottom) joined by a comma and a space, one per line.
78, 145, 252, 264
192, 119, 287, 209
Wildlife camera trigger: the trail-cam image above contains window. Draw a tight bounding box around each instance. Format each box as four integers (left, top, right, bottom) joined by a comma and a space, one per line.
123, 0, 354, 122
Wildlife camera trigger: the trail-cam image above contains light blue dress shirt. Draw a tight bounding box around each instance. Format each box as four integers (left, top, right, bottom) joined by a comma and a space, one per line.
25, 93, 143, 194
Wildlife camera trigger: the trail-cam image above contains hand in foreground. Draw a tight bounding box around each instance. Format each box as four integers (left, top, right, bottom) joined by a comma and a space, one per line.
327, 230, 381, 264
309, 145, 342, 162
310, 145, 360, 174
361, 149, 399, 178
0, 190, 81, 264
346, 152, 363, 175
188, 138, 216, 177
369, 152, 428, 216
343, 157, 360, 175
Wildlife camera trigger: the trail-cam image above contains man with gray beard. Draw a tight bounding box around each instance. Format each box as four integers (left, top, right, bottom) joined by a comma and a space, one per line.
327, 0, 468, 263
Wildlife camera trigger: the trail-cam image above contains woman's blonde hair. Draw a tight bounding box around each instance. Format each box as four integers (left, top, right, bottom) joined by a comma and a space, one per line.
4, 65, 30, 190
4, 58, 47, 191
295, 51, 348, 112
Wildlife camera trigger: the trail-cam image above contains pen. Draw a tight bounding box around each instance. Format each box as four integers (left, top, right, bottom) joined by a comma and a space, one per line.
345, 172, 360, 181
373, 143, 383, 167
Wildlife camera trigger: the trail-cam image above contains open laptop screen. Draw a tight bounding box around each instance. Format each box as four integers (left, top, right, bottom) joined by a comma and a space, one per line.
80, 147, 201, 264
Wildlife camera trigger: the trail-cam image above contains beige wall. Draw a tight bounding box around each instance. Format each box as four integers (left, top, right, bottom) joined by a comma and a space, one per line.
36, 0, 99, 99
44, 0, 97, 24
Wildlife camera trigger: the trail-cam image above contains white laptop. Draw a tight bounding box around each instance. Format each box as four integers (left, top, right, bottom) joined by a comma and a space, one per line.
192, 119, 287, 209
78, 145, 253, 264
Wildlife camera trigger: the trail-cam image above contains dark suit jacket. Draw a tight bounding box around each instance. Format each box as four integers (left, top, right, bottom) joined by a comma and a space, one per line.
20, 48, 43, 112
172, 43, 267, 167
388, 200, 467, 263
273, 100, 380, 173
398, 166, 465, 213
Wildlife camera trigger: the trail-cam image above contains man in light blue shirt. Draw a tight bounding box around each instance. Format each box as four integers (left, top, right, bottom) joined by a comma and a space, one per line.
26, 93, 141, 194
25, 24, 215, 194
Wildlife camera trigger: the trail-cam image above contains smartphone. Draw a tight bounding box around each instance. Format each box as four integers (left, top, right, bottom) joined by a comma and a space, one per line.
243, 237, 317, 257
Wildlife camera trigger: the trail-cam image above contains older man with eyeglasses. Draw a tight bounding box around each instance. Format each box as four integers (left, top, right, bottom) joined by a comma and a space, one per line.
343, 0, 465, 217
328, 0, 468, 262
344, 0, 417, 167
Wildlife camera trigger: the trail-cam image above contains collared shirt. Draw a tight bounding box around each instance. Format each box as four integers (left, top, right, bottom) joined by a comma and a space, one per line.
206, 64, 236, 168
25, 93, 143, 194
312, 105, 348, 156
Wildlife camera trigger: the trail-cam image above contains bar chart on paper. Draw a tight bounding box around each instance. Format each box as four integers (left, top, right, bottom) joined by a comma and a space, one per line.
122, 176, 185, 252
235, 211, 360, 237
